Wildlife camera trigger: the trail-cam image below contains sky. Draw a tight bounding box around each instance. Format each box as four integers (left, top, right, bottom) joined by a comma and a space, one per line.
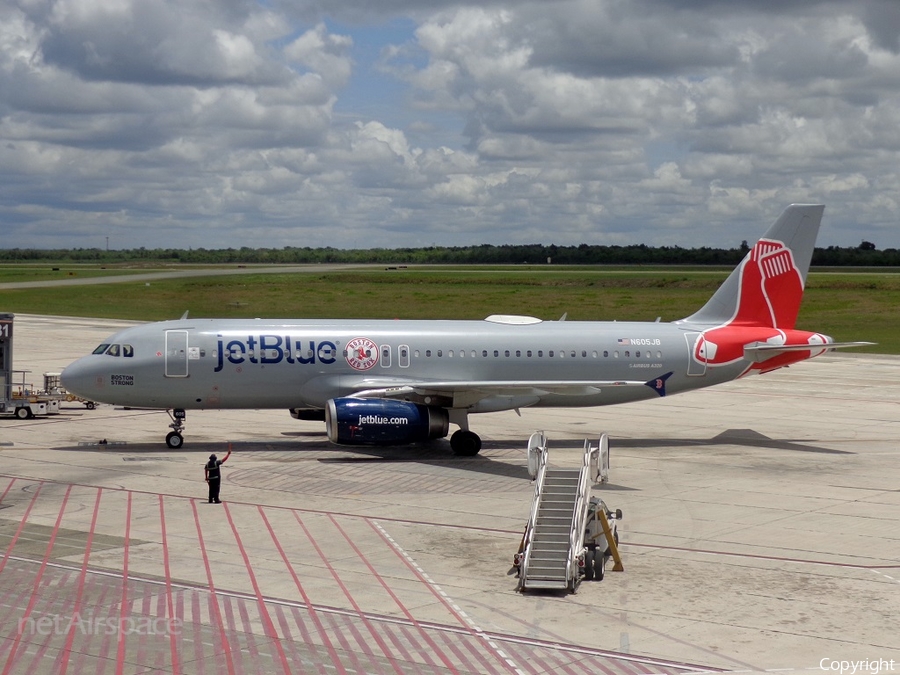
1, 0, 899, 251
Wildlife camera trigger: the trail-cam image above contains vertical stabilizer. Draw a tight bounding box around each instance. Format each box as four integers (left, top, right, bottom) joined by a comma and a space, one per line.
680, 204, 824, 329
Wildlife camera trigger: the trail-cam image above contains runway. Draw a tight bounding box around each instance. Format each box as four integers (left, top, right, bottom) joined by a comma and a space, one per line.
1, 314, 898, 674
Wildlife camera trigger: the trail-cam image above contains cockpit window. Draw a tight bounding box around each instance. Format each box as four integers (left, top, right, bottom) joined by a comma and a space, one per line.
92, 344, 110, 355
123, 344, 134, 357
106, 344, 120, 357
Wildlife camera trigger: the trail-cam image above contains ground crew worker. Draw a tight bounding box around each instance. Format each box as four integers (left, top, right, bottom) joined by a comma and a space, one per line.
204, 449, 232, 503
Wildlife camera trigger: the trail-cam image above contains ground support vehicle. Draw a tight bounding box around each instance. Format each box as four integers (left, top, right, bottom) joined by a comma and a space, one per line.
1, 314, 62, 419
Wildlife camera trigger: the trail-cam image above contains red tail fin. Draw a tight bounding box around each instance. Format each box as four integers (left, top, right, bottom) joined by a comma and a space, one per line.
733, 238, 804, 329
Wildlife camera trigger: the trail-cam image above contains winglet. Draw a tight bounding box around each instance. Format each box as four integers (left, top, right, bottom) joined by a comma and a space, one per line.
644, 372, 673, 397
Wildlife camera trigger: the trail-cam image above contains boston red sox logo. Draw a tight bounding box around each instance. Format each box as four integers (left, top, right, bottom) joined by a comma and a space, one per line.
345, 337, 379, 371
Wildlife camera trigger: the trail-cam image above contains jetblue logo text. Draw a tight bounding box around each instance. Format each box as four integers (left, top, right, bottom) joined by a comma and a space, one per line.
359, 415, 409, 425
215, 335, 337, 372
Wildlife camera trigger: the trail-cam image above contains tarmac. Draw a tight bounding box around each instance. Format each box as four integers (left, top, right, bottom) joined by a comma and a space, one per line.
1, 313, 898, 674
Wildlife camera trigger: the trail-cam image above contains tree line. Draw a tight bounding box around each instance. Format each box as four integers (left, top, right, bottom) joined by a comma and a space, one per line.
0, 240, 895, 266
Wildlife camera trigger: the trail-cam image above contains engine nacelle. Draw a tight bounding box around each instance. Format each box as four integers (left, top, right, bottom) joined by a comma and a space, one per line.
325, 398, 449, 446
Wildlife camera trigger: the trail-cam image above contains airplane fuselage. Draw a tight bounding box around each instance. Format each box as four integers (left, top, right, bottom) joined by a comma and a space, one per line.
62, 316, 820, 412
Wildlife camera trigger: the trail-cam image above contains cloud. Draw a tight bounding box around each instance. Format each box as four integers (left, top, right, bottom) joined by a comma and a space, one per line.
2, 0, 900, 251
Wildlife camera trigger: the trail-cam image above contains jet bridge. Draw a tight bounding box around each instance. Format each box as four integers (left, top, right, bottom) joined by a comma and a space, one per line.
517, 431, 619, 592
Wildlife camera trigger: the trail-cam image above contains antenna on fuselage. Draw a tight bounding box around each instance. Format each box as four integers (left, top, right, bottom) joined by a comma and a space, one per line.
559, 313, 567, 321
180, 310, 189, 320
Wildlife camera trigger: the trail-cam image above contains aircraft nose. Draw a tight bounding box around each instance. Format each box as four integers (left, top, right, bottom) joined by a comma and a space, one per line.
61, 357, 102, 400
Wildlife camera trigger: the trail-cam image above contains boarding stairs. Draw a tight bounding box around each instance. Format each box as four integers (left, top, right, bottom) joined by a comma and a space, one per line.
517, 432, 609, 592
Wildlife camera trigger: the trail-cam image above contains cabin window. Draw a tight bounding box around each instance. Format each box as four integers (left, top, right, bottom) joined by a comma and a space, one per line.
527, 350, 532, 357
538, 350, 543, 357
437, 350, 443, 357
426, 349, 432, 357
414, 349, 420, 358
494, 350, 499, 357
482, 350, 488, 357
625, 350, 630, 357
603, 350, 609, 357
516, 350, 521, 357
381, 345, 391, 368
504, 350, 510, 357
635, 350, 641, 358
614, 351, 619, 358
549, 350, 554, 357
592, 351, 598, 358
399, 345, 410, 368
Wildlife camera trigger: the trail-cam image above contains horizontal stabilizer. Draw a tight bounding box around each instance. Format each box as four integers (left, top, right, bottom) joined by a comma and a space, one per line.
744, 341, 875, 363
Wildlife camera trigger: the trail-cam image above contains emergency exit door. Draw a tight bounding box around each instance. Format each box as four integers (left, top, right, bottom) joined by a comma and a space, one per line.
165, 330, 189, 378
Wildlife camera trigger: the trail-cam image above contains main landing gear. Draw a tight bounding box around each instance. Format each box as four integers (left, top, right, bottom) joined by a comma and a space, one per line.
166, 408, 186, 448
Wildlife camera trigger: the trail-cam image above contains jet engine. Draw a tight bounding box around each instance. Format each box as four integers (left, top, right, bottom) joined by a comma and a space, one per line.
325, 398, 449, 446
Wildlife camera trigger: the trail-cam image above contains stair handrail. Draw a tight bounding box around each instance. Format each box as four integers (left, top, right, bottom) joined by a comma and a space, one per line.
566, 439, 599, 589
518, 431, 549, 589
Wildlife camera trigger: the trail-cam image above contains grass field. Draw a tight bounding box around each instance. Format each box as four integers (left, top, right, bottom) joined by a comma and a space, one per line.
0, 266, 892, 352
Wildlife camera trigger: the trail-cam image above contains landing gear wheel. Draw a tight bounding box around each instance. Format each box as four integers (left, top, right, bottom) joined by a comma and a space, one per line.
15, 407, 29, 420
583, 549, 595, 581
85, 401, 96, 410
450, 430, 482, 456
593, 548, 606, 581
165, 409, 186, 449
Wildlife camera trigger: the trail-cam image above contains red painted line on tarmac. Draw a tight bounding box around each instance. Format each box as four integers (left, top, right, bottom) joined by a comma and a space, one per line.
0, 477, 16, 505
158, 496, 182, 675
289, 605, 333, 675
2, 483, 72, 675
323, 614, 366, 674
114, 491, 132, 675
77, 572, 117, 675
434, 631, 489, 675
273, 604, 309, 674
0, 481, 43, 578
0, 576, 41, 661
58, 487, 103, 675
330, 514, 461, 675
366, 519, 523, 675
292, 511, 400, 675
134, 587, 152, 670
25, 570, 82, 675
235, 594, 263, 665
222, 502, 292, 675
257, 505, 345, 674
396, 625, 442, 672
190, 499, 237, 675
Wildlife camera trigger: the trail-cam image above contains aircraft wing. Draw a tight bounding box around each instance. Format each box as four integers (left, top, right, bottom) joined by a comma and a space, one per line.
348, 373, 672, 406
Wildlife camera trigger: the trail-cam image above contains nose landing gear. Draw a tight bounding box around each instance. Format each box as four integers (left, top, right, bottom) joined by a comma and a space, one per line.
166, 409, 186, 448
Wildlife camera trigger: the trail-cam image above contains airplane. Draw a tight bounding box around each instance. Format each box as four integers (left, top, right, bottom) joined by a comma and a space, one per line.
60, 204, 870, 455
